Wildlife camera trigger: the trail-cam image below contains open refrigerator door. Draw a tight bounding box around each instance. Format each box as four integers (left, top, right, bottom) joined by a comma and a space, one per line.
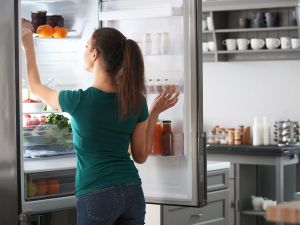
99, 0, 206, 207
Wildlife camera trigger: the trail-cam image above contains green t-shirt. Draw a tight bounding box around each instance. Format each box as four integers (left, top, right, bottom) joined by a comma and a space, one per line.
59, 87, 148, 196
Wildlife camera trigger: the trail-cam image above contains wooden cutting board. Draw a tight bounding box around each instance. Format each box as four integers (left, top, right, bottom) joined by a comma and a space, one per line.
266, 201, 300, 224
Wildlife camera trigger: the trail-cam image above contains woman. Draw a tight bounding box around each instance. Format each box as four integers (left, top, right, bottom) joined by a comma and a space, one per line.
22, 19, 179, 225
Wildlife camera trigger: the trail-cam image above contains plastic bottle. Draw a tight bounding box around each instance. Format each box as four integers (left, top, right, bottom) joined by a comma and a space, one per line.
253, 117, 263, 146
143, 33, 152, 55
262, 117, 271, 145
161, 32, 171, 54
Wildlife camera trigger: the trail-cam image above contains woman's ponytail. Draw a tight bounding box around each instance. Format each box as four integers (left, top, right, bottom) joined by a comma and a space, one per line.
91, 28, 146, 119
117, 39, 145, 119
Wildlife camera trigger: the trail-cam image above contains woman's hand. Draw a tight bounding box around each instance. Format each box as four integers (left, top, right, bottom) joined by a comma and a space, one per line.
21, 18, 34, 50
150, 85, 180, 115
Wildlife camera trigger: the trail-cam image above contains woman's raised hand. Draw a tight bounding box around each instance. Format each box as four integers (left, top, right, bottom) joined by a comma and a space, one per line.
21, 18, 34, 50
150, 85, 180, 115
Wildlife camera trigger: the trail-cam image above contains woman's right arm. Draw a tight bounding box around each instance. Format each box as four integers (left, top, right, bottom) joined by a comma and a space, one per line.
130, 86, 179, 164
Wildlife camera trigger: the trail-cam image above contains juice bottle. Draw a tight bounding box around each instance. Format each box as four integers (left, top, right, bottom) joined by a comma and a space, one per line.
162, 120, 174, 156
152, 122, 163, 155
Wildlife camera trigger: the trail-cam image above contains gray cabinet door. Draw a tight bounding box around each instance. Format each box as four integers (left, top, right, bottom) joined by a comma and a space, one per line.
162, 189, 228, 225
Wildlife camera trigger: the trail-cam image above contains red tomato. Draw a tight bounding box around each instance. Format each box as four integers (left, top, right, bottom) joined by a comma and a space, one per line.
23, 98, 41, 103
40, 115, 46, 123
24, 114, 31, 119
32, 118, 40, 126
26, 120, 35, 127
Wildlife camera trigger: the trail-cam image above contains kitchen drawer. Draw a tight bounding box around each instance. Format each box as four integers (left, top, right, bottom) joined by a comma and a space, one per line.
207, 169, 229, 192
162, 189, 228, 225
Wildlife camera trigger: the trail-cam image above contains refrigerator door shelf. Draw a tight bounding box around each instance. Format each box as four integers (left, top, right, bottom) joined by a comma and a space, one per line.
99, 6, 183, 21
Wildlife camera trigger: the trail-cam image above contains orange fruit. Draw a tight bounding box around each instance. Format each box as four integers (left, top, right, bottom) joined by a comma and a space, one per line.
47, 179, 60, 194
53, 27, 68, 38
36, 25, 53, 38
36, 180, 48, 196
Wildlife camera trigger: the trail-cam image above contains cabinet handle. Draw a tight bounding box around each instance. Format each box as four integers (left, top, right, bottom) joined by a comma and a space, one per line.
192, 213, 203, 217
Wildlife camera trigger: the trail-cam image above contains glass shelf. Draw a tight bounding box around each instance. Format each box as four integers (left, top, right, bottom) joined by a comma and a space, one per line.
99, 6, 183, 21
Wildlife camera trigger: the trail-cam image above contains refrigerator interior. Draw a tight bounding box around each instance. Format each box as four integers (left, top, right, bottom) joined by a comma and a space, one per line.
99, 0, 199, 205
20, 0, 98, 212
20, 0, 201, 211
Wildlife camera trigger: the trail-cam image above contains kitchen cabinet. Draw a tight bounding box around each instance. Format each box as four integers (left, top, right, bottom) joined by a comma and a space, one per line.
207, 144, 300, 225
161, 162, 230, 225
201, 0, 300, 62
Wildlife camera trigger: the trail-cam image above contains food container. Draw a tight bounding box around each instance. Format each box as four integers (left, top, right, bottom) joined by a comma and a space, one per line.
23, 124, 72, 147
31, 10, 47, 33
23, 102, 46, 113
46, 15, 64, 27
274, 120, 300, 146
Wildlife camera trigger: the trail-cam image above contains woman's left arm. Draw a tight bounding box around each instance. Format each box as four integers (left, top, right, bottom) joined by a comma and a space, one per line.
22, 19, 60, 110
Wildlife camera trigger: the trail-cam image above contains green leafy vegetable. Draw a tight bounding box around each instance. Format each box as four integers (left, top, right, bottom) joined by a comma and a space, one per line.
46, 113, 71, 131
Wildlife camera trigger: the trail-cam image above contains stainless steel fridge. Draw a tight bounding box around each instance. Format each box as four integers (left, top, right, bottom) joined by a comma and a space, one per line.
0, 0, 206, 224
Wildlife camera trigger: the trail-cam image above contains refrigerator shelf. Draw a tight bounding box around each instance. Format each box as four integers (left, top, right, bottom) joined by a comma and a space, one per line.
24, 155, 76, 173
99, 6, 183, 21
146, 84, 183, 94
22, 110, 62, 114
25, 191, 74, 201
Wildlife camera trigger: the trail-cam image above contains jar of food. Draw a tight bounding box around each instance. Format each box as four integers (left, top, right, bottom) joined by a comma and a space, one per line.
46, 15, 64, 28
31, 10, 47, 33
234, 128, 242, 145
215, 128, 223, 144
207, 128, 216, 144
162, 120, 174, 156
220, 129, 228, 144
152, 121, 163, 155
227, 129, 234, 145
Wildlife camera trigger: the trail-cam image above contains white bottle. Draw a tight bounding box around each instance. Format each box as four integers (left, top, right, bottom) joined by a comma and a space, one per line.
161, 32, 171, 55
143, 33, 152, 55
151, 33, 161, 55
262, 117, 271, 145
253, 117, 263, 146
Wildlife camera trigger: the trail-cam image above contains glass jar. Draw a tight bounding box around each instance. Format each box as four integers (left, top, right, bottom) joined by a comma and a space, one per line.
152, 121, 163, 155
227, 129, 234, 145
220, 129, 228, 144
162, 120, 174, 156
207, 129, 216, 144
31, 10, 47, 33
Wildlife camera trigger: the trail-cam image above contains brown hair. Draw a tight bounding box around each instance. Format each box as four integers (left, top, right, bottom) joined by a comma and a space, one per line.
91, 27, 146, 119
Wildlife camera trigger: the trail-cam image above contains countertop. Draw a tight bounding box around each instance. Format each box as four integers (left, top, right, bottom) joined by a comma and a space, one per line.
207, 144, 300, 156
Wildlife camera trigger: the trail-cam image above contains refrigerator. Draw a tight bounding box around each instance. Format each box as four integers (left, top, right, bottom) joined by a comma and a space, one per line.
0, 0, 206, 224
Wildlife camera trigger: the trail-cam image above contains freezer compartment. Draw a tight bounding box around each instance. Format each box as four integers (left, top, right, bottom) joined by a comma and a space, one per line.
25, 169, 75, 201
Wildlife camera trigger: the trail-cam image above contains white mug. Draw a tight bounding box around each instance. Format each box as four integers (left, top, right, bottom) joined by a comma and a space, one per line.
208, 41, 215, 51
262, 200, 277, 210
266, 38, 281, 49
202, 20, 208, 31
206, 17, 214, 31
237, 38, 250, 51
202, 42, 209, 52
280, 37, 291, 49
291, 38, 300, 49
223, 39, 237, 51
251, 39, 265, 50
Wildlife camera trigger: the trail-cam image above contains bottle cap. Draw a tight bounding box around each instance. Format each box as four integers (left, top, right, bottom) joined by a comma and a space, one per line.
162, 120, 171, 124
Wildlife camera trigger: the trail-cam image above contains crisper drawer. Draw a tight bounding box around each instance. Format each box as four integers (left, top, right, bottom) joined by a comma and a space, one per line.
162, 189, 228, 225
25, 169, 75, 201
207, 169, 229, 192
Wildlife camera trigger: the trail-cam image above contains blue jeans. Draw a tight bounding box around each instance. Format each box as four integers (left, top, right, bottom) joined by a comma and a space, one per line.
77, 183, 145, 225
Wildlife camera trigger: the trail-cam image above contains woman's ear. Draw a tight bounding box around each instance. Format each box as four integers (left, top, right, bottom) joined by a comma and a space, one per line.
91, 49, 98, 61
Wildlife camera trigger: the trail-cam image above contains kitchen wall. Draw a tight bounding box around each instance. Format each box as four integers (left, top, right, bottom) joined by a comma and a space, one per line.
203, 60, 300, 133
